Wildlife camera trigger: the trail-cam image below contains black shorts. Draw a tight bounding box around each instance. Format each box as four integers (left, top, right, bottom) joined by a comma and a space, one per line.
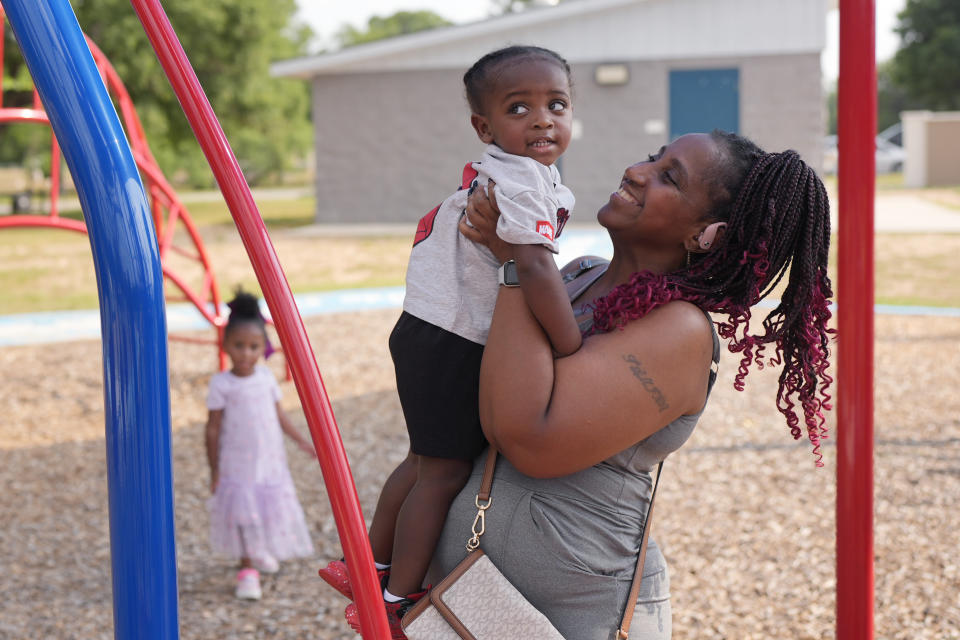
388, 311, 487, 460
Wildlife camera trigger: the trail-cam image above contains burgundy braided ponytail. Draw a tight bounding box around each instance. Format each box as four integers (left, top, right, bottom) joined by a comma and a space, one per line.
589, 130, 835, 465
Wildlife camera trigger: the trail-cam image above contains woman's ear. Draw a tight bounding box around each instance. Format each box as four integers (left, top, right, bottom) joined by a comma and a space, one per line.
688, 222, 727, 252
470, 113, 495, 144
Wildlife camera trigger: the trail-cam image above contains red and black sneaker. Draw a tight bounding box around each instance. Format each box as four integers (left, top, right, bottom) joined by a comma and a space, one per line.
318, 558, 389, 601
343, 588, 427, 640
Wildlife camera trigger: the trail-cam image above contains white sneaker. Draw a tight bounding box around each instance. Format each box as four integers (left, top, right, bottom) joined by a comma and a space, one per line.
252, 553, 279, 574
235, 568, 262, 600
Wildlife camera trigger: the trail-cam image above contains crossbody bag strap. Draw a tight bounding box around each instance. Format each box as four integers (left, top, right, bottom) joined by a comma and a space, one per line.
465, 448, 499, 552
616, 460, 664, 640
478, 447, 498, 502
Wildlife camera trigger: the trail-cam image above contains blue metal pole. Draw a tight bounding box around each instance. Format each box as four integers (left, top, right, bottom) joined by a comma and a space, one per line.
2, 1, 179, 638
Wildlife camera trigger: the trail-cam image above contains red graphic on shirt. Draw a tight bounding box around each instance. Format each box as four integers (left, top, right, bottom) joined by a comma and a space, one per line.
555, 208, 569, 239
536, 220, 555, 241
413, 162, 479, 247
413, 203, 441, 246
459, 164, 480, 192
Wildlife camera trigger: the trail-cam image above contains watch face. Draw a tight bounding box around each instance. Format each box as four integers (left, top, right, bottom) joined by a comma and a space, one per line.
504, 261, 519, 285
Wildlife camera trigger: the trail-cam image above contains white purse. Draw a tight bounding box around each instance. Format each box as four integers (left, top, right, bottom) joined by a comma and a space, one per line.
402, 548, 563, 639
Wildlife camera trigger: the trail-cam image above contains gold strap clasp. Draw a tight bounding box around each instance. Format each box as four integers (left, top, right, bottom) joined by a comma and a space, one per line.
465, 495, 492, 552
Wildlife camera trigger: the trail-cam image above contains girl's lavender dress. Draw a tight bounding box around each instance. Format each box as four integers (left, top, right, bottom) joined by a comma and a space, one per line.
207, 365, 314, 561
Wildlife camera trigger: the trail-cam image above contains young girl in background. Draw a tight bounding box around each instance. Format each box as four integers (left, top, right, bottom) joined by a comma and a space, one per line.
206, 289, 315, 600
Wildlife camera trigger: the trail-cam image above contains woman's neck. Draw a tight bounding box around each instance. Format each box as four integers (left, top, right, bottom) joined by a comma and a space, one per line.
571, 237, 685, 307
604, 240, 684, 287
572, 255, 644, 306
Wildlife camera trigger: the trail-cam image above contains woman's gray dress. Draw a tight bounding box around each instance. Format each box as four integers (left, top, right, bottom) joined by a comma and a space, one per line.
428, 266, 720, 639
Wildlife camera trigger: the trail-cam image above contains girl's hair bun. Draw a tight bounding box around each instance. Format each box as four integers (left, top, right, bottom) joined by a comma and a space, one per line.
225, 288, 265, 326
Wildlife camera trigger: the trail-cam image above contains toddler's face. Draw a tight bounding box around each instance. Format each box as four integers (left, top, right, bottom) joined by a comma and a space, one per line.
224, 322, 266, 377
471, 58, 572, 166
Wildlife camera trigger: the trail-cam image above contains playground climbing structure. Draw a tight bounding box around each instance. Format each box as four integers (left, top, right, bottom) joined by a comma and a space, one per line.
0, 6, 226, 367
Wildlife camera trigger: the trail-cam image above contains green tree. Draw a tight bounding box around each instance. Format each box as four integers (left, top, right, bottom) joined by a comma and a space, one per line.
336, 11, 452, 48
825, 63, 931, 137
877, 60, 917, 132
41, 0, 315, 187
825, 63, 918, 136
825, 82, 837, 135
1, 24, 53, 171
890, 0, 960, 110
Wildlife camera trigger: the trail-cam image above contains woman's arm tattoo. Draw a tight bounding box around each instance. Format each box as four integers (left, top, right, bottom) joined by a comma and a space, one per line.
622, 354, 669, 412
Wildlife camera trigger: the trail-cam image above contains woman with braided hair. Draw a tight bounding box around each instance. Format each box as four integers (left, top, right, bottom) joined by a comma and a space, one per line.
426, 130, 833, 639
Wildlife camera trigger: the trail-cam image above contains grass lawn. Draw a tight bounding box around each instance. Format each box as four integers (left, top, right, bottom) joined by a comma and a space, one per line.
178, 196, 317, 229
0, 193, 413, 315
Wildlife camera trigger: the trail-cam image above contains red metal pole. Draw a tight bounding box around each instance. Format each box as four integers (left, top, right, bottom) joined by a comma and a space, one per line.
836, 0, 876, 638
128, 2, 391, 637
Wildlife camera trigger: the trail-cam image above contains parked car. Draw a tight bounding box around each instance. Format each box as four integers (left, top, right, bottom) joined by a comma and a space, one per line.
821, 131, 905, 175
875, 136, 905, 173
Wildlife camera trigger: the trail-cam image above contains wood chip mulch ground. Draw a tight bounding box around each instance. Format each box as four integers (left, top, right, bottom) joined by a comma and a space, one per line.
1, 309, 958, 639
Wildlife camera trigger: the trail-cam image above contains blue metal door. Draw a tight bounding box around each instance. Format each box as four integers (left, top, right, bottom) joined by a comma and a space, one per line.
669, 68, 739, 140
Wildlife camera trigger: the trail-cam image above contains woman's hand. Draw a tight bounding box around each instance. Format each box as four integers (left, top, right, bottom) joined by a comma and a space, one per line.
460, 180, 514, 263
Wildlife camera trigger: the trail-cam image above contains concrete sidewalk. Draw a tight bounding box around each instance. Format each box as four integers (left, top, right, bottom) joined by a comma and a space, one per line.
871, 192, 960, 232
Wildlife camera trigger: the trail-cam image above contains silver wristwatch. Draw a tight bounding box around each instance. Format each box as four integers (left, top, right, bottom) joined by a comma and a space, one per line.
497, 260, 519, 287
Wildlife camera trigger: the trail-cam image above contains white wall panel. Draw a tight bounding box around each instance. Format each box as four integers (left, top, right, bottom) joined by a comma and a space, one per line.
275, 0, 827, 76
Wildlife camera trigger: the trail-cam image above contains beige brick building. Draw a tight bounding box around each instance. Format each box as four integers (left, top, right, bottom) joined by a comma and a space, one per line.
273, 0, 827, 224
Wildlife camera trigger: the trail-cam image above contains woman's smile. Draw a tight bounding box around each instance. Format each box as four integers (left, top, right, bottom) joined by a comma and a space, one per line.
613, 182, 642, 206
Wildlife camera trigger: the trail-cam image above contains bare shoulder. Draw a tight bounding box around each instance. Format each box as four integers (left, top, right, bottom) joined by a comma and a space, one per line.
609, 299, 711, 341
581, 300, 715, 408
539, 300, 715, 472
625, 302, 712, 366
643, 300, 712, 335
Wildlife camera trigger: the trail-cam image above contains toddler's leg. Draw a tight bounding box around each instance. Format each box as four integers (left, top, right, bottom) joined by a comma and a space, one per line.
319, 455, 415, 601
234, 527, 262, 600
237, 526, 253, 569
367, 449, 418, 565
387, 455, 473, 596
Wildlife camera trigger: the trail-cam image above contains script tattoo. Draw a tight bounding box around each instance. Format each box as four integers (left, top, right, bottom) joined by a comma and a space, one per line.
623, 354, 669, 412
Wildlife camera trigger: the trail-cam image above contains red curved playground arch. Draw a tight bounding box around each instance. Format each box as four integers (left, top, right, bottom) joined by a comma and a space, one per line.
0, 9, 226, 367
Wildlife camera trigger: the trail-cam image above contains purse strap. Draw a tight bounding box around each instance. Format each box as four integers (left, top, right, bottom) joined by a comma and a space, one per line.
617, 460, 664, 639
464, 447, 499, 552
466, 448, 663, 640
